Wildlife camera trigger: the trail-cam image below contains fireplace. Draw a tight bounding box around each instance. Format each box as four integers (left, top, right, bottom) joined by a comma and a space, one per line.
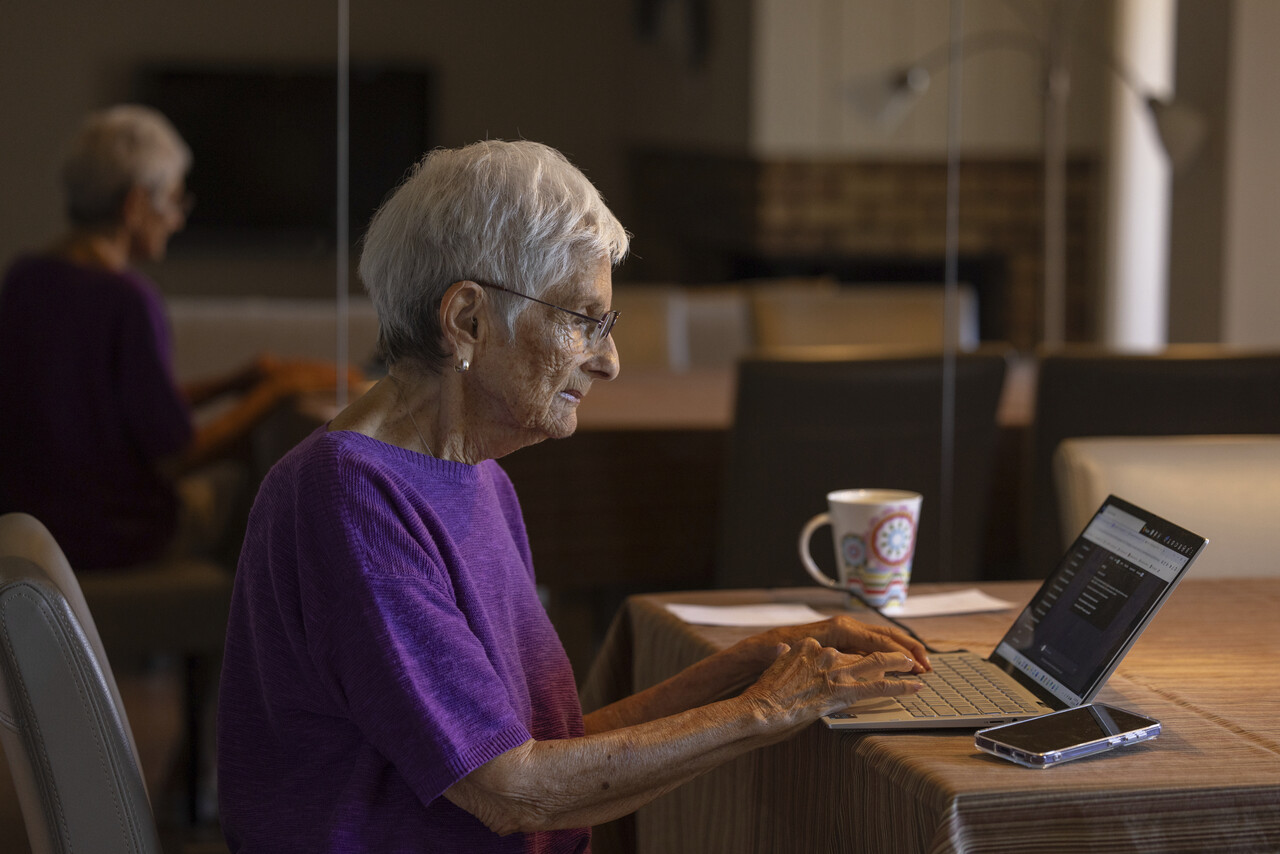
625, 149, 1100, 350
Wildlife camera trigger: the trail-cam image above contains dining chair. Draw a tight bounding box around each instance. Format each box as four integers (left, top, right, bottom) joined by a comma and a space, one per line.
0, 503, 236, 827
749, 283, 980, 351
608, 284, 689, 370
1023, 346, 1280, 579
69, 550, 233, 828
714, 346, 1009, 590
681, 285, 753, 369
0, 512, 164, 854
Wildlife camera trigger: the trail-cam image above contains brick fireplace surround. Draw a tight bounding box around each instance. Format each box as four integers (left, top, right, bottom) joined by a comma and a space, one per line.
627, 149, 1099, 350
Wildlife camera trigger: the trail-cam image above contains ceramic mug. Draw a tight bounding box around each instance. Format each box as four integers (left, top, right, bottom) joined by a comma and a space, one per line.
798, 489, 923, 609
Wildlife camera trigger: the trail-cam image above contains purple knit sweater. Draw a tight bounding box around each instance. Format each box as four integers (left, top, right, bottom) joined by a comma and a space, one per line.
0, 254, 192, 568
217, 428, 588, 853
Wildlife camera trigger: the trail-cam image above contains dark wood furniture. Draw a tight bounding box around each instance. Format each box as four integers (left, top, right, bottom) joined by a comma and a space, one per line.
1022, 346, 1280, 578
715, 348, 1009, 590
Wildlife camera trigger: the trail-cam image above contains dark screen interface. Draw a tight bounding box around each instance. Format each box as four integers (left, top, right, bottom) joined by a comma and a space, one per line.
1014, 539, 1167, 696
999, 499, 1203, 700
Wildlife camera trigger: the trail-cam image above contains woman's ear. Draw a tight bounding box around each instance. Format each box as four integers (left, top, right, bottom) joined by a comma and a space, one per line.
120, 185, 152, 229
440, 280, 484, 364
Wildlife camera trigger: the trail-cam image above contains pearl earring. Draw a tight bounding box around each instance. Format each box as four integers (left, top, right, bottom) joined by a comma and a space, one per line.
456, 358, 470, 373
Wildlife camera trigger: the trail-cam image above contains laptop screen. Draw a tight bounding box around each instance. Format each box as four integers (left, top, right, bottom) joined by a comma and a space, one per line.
991, 496, 1207, 707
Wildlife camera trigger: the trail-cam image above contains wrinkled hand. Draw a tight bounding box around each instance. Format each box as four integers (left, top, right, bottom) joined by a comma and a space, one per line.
748, 615, 930, 675
740, 638, 922, 734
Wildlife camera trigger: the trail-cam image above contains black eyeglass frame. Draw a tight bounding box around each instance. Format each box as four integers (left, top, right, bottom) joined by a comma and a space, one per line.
473, 280, 619, 346
151, 185, 196, 217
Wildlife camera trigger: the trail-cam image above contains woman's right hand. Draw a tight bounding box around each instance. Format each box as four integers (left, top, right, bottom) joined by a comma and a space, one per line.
448, 639, 923, 835
738, 638, 922, 737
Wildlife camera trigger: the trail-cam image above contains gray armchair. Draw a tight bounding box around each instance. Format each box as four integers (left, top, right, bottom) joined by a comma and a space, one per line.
0, 512, 163, 854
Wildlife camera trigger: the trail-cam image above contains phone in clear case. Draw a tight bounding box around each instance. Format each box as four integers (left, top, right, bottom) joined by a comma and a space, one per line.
975, 703, 1161, 768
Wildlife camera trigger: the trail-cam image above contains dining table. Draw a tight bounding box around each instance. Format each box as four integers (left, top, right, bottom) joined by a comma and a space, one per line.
581, 579, 1280, 853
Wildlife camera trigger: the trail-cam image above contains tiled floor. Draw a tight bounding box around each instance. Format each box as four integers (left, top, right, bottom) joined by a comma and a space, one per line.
0, 658, 229, 854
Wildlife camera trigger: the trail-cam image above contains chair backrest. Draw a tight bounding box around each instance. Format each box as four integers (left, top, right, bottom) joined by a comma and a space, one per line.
682, 286, 753, 369
715, 347, 1008, 589
608, 285, 689, 370
749, 283, 980, 351
1054, 435, 1280, 578
605, 282, 758, 371
1024, 347, 1280, 579
0, 513, 162, 854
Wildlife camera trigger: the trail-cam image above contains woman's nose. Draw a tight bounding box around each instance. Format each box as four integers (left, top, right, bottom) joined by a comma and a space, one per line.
586, 334, 620, 381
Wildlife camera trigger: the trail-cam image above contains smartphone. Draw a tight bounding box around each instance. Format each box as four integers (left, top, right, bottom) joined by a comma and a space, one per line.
975, 703, 1161, 769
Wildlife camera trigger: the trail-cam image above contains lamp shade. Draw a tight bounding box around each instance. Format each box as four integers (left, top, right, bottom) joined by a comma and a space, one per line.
845, 66, 931, 129
1144, 95, 1208, 171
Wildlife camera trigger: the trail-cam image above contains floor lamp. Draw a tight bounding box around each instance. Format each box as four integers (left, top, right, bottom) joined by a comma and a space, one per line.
846, 7, 1205, 349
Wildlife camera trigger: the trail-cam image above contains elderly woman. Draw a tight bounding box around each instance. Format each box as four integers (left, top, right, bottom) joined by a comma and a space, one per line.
0, 105, 347, 570
216, 139, 928, 852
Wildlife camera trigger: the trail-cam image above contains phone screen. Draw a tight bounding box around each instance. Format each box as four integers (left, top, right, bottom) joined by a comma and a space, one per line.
987, 704, 1155, 752
976, 703, 1160, 767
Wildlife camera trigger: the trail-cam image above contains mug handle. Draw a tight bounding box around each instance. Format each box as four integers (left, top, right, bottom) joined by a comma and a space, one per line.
798, 512, 843, 590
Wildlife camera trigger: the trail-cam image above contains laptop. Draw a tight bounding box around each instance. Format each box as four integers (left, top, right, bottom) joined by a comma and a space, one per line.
825, 495, 1207, 730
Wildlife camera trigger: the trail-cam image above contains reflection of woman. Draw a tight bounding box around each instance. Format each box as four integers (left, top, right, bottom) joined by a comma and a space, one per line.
217, 140, 929, 852
0, 105, 344, 570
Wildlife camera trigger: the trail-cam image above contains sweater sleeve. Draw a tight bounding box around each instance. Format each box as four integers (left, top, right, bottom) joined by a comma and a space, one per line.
115, 272, 193, 460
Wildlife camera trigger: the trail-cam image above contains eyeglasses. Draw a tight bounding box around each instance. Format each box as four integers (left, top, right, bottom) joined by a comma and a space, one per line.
474, 280, 619, 347
153, 187, 196, 218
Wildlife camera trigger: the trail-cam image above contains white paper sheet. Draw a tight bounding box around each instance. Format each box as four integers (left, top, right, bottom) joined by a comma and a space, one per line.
878, 588, 1016, 618
664, 589, 1016, 627
665, 603, 829, 627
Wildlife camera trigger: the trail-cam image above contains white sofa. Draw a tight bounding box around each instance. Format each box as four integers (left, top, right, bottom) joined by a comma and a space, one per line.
167, 296, 381, 383
1053, 434, 1280, 578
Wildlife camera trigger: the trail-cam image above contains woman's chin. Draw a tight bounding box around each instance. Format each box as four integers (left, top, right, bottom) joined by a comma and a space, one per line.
543, 396, 582, 439
545, 415, 578, 441
511, 415, 577, 448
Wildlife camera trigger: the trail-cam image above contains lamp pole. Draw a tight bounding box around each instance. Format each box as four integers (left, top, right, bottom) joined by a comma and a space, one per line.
335, 0, 351, 408
850, 2, 1195, 351
1041, 0, 1073, 351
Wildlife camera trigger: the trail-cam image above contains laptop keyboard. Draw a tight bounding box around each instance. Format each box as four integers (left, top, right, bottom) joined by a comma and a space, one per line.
898, 652, 1044, 718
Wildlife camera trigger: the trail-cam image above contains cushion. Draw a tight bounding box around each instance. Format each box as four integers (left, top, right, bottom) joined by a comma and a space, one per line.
1053, 435, 1280, 578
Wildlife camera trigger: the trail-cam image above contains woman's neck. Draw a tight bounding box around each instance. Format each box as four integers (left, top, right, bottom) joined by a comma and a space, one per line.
330, 365, 522, 466
51, 229, 130, 272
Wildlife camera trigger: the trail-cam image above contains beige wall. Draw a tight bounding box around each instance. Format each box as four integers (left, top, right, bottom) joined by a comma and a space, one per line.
750, 0, 1112, 157
1167, 0, 1230, 343
0, 1, 343, 296
0, 1, 750, 298
1222, 0, 1280, 346
0, 0, 1273, 347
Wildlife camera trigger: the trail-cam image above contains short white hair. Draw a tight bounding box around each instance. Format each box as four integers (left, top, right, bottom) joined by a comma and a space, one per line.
62, 104, 191, 228
358, 139, 629, 369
